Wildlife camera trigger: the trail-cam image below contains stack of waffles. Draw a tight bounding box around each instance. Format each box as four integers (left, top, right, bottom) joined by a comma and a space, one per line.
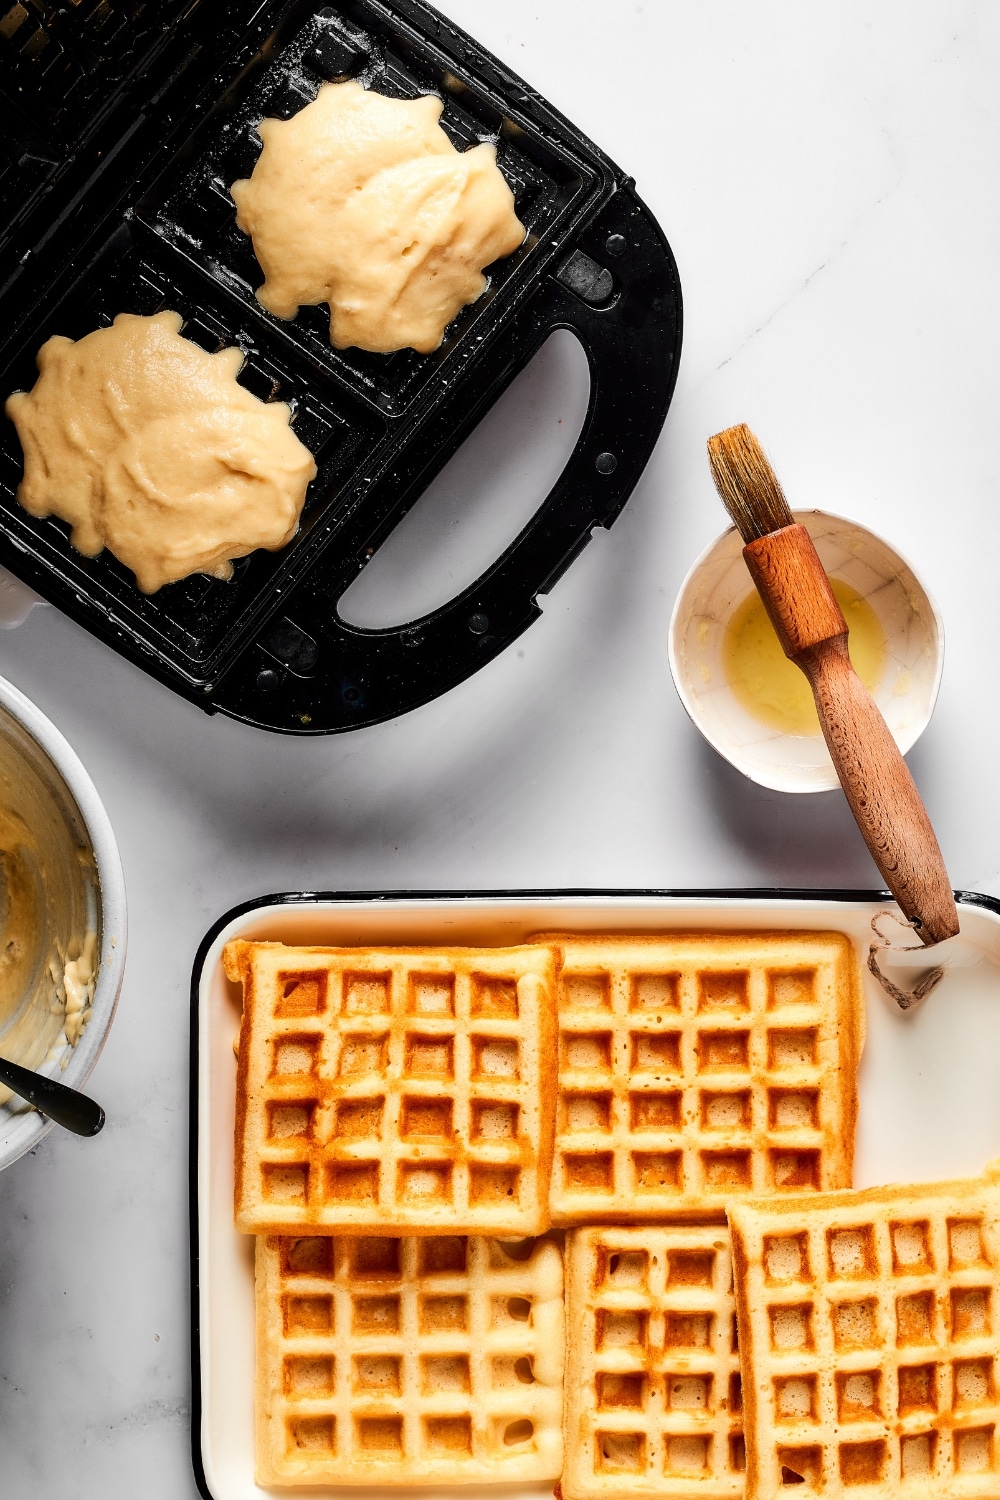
224, 930, 1000, 1496
226, 937, 566, 1487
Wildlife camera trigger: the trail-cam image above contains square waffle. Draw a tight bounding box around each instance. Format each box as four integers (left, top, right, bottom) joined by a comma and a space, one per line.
728, 1166, 1000, 1497
225, 940, 558, 1235
563, 1224, 745, 1499
254, 1232, 564, 1486
536, 932, 861, 1225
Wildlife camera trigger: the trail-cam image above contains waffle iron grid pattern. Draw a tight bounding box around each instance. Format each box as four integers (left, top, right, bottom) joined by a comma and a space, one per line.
145, 30, 571, 418
563, 1225, 744, 1499
545, 934, 860, 1225
255, 1232, 564, 1485
138, 1, 593, 425
729, 1175, 1000, 1497
0, 1, 612, 708
229, 943, 558, 1235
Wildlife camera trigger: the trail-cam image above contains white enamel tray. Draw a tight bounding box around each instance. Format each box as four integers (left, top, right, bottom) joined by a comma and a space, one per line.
190, 888, 1000, 1499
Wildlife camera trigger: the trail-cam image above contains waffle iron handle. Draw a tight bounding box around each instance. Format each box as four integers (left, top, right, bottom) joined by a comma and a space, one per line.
220, 187, 682, 732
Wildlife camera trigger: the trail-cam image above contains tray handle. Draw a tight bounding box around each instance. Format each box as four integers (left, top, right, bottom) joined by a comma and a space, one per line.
219, 185, 682, 732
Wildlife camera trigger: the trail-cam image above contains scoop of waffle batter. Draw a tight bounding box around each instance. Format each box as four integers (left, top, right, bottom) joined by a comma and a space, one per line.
563, 1224, 745, 1500
728, 1165, 1000, 1499
535, 931, 862, 1225
255, 1232, 564, 1486
226, 941, 558, 1235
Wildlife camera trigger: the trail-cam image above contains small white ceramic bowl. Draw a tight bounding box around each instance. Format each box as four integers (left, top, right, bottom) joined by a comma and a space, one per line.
0, 676, 127, 1170
668, 510, 944, 793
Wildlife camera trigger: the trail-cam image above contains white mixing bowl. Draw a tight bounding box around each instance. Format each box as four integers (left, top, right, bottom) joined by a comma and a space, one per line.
0, 676, 126, 1170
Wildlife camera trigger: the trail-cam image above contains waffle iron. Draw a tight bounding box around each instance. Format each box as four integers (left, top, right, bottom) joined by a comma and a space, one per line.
0, 0, 682, 734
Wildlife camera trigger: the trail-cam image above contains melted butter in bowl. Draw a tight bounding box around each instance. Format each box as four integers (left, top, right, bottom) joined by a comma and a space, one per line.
668, 510, 944, 794
723, 579, 887, 738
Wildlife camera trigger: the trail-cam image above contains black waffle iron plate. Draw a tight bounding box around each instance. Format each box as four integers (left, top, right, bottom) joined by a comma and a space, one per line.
0, 0, 682, 733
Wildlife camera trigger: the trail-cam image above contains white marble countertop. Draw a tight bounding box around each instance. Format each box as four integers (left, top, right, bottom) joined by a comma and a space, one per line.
3, 1, 1000, 1493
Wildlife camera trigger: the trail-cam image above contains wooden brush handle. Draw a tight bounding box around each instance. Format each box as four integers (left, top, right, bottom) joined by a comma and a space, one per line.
801, 636, 958, 943
744, 526, 959, 946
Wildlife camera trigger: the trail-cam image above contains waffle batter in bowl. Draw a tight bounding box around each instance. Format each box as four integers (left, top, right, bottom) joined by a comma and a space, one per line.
0, 676, 126, 1170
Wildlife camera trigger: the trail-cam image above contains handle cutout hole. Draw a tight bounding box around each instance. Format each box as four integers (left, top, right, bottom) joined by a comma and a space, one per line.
337, 328, 591, 628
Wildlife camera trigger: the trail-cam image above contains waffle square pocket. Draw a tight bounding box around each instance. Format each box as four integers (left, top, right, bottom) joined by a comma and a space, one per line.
728, 1168, 1000, 1497
563, 1224, 744, 1499
255, 1233, 564, 1486
541, 932, 861, 1224
226, 941, 558, 1235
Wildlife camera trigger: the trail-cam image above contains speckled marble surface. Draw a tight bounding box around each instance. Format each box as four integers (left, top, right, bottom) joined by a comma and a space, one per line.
2, 2, 1000, 1494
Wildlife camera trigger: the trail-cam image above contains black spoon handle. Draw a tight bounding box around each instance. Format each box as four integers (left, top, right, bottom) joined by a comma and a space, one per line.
0, 1055, 105, 1136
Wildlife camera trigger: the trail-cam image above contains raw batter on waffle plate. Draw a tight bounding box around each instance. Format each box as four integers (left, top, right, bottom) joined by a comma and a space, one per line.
230, 79, 526, 354
5, 310, 316, 593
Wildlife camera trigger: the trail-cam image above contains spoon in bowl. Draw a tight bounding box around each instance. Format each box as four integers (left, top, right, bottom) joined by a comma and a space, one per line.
0, 1054, 105, 1136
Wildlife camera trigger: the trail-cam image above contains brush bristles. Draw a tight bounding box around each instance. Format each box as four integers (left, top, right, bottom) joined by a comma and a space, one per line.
707, 423, 794, 541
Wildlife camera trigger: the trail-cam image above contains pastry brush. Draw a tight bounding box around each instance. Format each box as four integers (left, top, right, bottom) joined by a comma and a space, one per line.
707, 422, 959, 947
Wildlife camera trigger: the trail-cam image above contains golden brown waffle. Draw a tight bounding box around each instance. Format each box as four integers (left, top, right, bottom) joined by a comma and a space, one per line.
255, 1232, 564, 1486
226, 941, 558, 1235
728, 1169, 1000, 1498
563, 1224, 744, 1499
536, 932, 861, 1224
